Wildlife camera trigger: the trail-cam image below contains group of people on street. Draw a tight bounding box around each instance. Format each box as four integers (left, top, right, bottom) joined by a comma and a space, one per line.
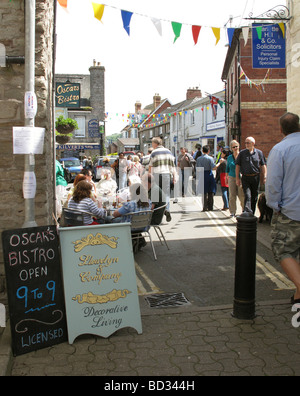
56, 112, 300, 306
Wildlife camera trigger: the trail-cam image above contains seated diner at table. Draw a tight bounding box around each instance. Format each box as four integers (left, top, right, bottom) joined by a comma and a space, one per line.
68, 180, 106, 225
66, 174, 87, 202
112, 183, 152, 250
96, 169, 117, 196
112, 183, 152, 225
80, 168, 97, 199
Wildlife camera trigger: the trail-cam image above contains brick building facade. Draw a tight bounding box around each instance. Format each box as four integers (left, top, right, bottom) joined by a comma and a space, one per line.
222, 28, 287, 156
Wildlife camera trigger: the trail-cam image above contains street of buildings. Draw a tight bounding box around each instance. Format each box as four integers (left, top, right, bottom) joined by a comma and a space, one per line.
1, 192, 299, 377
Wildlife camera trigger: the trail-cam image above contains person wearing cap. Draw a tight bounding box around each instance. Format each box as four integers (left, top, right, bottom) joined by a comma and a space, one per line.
235, 137, 267, 215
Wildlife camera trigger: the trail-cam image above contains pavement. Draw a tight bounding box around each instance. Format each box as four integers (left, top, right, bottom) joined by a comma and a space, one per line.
1, 189, 300, 377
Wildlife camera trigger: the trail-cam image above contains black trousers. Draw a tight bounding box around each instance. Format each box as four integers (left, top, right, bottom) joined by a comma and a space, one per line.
241, 175, 260, 215
203, 192, 214, 211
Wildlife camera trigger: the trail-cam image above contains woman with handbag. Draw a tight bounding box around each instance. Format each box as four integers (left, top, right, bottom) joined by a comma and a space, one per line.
225, 140, 245, 217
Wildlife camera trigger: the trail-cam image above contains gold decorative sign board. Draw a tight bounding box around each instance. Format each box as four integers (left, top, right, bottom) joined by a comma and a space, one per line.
59, 223, 142, 343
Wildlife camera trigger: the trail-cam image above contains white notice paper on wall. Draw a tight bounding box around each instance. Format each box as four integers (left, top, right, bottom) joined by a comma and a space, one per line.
23, 171, 37, 199
13, 127, 45, 155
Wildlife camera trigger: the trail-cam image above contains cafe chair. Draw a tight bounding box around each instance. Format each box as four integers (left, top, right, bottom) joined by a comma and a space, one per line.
60, 208, 88, 227
151, 204, 170, 250
127, 210, 157, 261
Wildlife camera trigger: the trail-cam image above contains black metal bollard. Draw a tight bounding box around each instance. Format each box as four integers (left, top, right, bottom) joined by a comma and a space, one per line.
232, 212, 257, 320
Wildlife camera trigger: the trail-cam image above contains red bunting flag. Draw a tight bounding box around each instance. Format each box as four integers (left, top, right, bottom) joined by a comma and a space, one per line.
192, 25, 201, 45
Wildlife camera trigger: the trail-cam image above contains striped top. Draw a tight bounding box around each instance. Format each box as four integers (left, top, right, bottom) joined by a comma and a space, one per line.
68, 198, 105, 225
149, 145, 176, 175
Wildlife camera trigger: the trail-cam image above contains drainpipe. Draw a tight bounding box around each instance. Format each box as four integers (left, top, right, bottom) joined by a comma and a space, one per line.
23, 0, 37, 228
237, 35, 241, 145
53, 0, 58, 221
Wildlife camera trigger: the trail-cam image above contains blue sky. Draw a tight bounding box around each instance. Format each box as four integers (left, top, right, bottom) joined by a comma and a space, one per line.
55, 0, 286, 135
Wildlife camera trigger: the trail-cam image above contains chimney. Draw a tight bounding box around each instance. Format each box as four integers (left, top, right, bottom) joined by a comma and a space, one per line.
135, 100, 142, 114
89, 62, 105, 120
186, 87, 202, 100
153, 93, 161, 109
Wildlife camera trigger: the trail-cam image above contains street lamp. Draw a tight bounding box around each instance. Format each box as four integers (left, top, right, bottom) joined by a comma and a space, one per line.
99, 120, 105, 156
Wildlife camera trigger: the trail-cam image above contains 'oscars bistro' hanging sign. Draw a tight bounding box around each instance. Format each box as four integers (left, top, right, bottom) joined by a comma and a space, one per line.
55, 82, 80, 108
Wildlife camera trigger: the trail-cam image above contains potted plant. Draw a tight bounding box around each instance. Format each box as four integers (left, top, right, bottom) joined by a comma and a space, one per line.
55, 116, 79, 144
55, 133, 72, 144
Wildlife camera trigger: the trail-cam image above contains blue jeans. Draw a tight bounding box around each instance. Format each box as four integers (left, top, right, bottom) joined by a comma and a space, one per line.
221, 186, 229, 209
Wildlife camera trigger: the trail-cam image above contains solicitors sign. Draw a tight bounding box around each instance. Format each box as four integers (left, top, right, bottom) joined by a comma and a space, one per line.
252, 24, 286, 69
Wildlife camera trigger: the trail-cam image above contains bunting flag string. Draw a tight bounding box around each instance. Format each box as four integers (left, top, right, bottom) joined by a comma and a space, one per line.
238, 63, 271, 93
104, 102, 223, 127
58, 1, 286, 48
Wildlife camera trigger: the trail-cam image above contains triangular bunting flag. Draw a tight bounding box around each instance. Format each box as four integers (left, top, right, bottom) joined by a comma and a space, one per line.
192, 25, 201, 45
212, 27, 220, 45
242, 27, 249, 46
151, 18, 162, 36
57, 0, 68, 8
92, 3, 105, 22
121, 10, 133, 36
256, 26, 263, 40
278, 23, 285, 38
227, 28, 235, 47
172, 22, 182, 43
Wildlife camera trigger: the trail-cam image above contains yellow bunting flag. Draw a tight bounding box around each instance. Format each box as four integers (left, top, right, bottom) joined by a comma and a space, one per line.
57, 0, 68, 9
212, 27, 220, 45
92, 3, 105, 22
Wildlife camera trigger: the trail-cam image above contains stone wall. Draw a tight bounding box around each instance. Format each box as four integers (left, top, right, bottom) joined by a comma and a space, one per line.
0, 0, 55, 292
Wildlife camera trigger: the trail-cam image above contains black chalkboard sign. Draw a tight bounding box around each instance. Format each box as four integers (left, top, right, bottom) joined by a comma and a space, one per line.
2, 226, 68, 356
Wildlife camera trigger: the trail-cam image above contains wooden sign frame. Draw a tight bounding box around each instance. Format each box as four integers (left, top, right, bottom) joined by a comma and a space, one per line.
59, 223, 142, 344
2, 226, 68, 356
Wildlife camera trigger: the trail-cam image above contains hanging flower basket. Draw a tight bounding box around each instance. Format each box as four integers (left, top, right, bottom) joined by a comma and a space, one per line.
55, 116, 79, 135
56, 134, 71, 144
56, 124, 75, 135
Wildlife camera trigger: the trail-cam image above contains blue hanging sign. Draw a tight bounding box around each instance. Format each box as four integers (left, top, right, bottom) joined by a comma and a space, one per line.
88, 119, 100, 138
252, 24, 286, 69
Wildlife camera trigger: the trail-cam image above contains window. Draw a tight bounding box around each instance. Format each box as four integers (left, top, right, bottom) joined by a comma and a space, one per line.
74, 116, 85, 138
190, 110, 195, 125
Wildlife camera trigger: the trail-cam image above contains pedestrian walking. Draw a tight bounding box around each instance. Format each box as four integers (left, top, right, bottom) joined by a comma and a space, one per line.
265, 112, 300, 303
196, 145, 217, 211
177, 147, 194, 197
141, 147, 153, 171
148, 137, 177, 222
194, 144, 202, 160
235, 137, 267, 215
111, 152, 127, 190
128, 155, 144, 179
218, 149, 230, 211
225, 140, 244, 217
